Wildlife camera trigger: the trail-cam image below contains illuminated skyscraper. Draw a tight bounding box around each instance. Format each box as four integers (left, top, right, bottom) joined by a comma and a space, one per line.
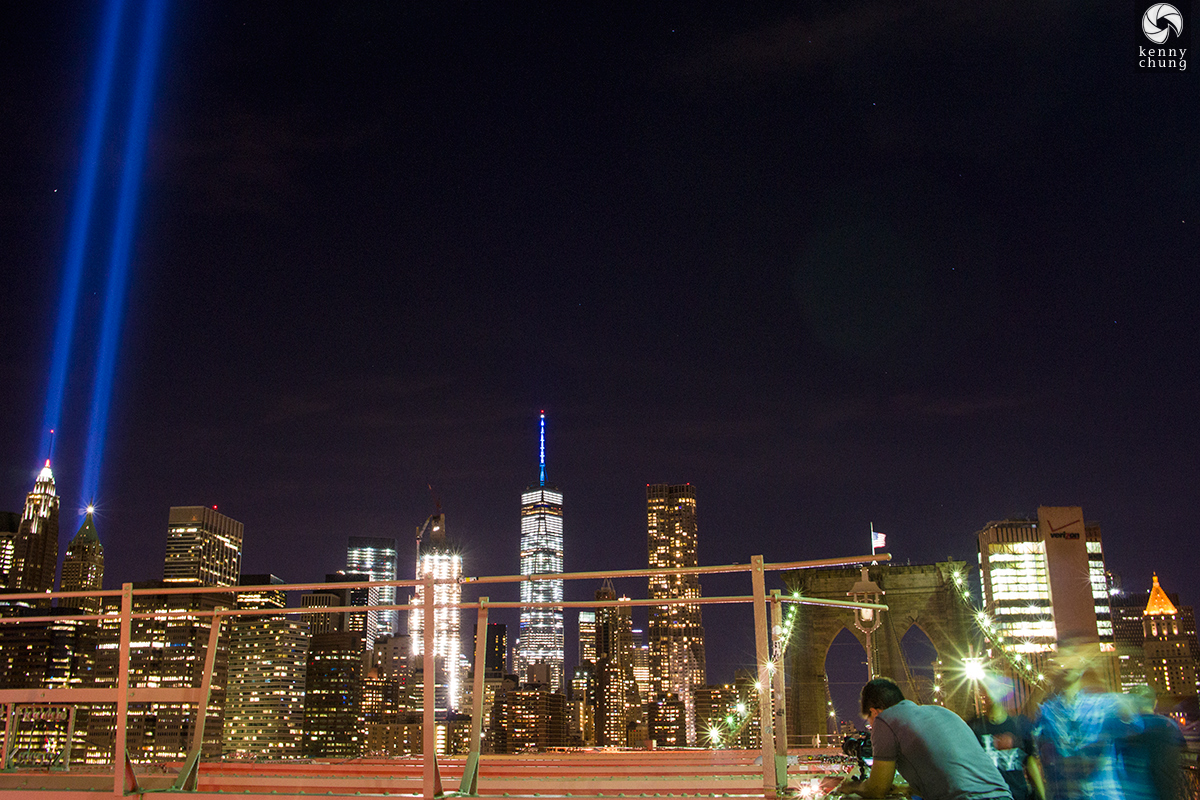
517, 412, 564, 691
1141, 574, 1198, 705
646, 483, 706, 745
976, 506, 1116, 704
631, 626, 650, 704
410, 513, 462, 709
304, 631, 364, 758
347, 536, 398, 639
578, 611, 596, 665
60, 509, 104, 615
163, 506, 243, 587
0, 511, 20, 587
8, 461, 60, 595
1112, 581, 1200, 693
594, 580, 640, 746
482, 622, 508, 676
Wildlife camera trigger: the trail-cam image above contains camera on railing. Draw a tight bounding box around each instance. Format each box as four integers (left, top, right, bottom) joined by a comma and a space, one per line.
840, 731, 873, 780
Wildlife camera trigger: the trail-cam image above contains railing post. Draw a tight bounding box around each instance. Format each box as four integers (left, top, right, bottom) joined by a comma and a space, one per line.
459, 597, 489, 795
62, 706, 76, 770
423, 570, 439, 799
1, 703, 12, 769
114, 582, 133, 797
173, 613, 223, 791
751, 556, 777, 797
770, 590, 788, 791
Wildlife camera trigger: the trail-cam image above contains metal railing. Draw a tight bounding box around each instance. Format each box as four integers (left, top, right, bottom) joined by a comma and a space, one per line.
0, 552, 890, 798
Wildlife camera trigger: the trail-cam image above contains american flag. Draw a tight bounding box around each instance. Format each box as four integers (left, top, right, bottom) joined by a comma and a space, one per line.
871, 526, 886, 551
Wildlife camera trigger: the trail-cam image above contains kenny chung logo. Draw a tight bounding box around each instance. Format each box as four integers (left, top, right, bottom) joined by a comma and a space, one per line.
1139, 2, 1189, 70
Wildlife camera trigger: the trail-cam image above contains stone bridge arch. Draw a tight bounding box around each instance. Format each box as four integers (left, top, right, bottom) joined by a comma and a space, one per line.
782, 560, 977, 743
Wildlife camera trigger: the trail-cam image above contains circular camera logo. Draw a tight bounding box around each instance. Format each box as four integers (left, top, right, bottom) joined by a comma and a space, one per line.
1143, 3, 1184, 43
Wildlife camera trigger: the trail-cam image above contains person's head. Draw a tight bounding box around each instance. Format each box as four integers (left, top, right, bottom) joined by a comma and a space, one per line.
1128, 684, 1157, 715
1049, 637, 1103, 693
974, 671, 1013, 719
861, 677, 905, 719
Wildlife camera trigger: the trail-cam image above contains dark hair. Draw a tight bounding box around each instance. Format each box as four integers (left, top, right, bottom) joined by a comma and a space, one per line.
861, 677, 905, 716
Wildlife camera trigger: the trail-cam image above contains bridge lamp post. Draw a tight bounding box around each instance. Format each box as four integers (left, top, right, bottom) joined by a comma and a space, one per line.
707, 726, 723, 748
848, 567, 884, 678
962, 654, 986, 718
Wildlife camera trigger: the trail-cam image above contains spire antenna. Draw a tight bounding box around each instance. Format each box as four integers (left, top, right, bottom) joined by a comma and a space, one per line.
539, 411, 546, 487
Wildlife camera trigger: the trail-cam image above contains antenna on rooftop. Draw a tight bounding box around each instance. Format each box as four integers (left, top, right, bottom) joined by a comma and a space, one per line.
539, 411, 546, 487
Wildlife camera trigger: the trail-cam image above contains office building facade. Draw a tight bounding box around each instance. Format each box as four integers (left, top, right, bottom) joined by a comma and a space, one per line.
163, 506, 243, 587
976, 506, 1116, 704
303, 631, 364, 758
490, 683, 569, 752
223, 575, 309, 759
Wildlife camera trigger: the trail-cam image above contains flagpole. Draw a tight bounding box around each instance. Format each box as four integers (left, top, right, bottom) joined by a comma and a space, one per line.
870, 522, 877, 555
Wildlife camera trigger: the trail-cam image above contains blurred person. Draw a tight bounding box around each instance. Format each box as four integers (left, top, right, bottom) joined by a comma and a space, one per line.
968, 673, 1046, 800
1117, 685, 1185, 800
835, 676, 1012, 800
1033, 639, 1139, 800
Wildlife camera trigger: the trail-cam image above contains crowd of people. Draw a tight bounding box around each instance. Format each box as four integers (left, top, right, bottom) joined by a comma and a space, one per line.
833, 640, 1188, 800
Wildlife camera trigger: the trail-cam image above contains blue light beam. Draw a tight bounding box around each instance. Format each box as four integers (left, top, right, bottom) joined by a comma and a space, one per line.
80, 0, 168, 507
38, 0, 128, 464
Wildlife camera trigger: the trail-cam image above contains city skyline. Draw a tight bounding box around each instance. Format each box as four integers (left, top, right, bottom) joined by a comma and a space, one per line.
1, 4, 1197, 685
1, 452, 1189, 691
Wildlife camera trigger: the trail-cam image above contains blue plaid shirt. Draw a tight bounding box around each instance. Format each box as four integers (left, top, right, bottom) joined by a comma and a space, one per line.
1034, 691, 1139, 800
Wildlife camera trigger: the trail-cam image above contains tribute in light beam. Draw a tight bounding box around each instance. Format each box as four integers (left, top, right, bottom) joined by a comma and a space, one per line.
38, 0, 127, 464
80, 0, 169, 510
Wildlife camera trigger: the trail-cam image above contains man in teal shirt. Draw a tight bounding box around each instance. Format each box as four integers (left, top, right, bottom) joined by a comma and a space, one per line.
836, 677, 1012, 800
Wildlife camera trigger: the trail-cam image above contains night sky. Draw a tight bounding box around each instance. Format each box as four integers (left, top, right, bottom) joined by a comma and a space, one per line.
1, 2, 1197, 688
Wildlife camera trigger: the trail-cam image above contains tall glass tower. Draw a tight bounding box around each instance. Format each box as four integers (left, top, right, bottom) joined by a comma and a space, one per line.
646, 483, 706, 745
410, 514, 463, 710
347, 536, 398, 639
517, 412, 564, 691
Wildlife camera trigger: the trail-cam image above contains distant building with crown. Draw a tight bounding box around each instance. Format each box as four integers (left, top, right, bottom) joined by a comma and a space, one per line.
1112, 573, 1200, 709
1142, 574, 1198, 706
7, 461, 60, 599
60, 510, 104, 615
